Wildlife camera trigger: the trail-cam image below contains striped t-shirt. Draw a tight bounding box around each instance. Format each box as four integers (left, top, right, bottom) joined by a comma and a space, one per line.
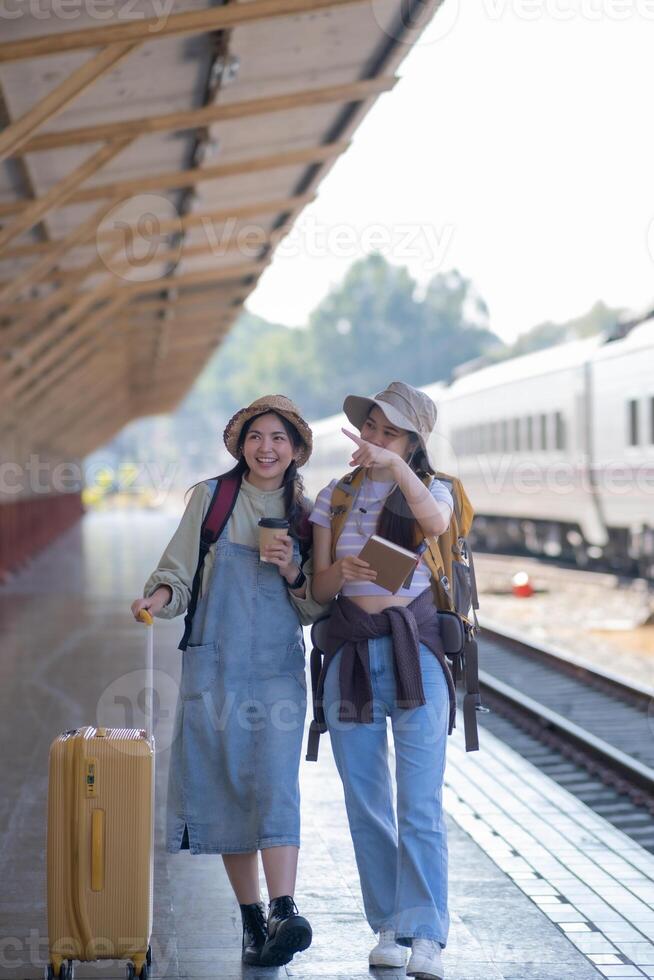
309, 474, 454, 598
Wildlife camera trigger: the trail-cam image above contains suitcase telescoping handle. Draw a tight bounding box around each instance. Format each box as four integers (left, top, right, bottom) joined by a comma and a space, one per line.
137, 609, 154, 741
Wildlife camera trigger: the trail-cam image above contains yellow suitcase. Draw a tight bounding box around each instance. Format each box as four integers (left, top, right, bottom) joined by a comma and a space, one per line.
45, 612, 155, 980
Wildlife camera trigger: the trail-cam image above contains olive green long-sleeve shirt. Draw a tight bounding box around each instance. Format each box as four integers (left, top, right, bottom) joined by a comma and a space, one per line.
143, 476, 330, 627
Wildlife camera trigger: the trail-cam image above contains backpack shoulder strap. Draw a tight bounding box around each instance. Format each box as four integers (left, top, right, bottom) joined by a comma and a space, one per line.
178, 474, 240, 651
201, 474, 241, 544
329, 467, 365, 563
434, 471, 474, 538
297, 507, 312, 564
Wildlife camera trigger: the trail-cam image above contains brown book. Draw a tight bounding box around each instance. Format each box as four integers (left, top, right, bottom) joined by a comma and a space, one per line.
358, 534, 421, 594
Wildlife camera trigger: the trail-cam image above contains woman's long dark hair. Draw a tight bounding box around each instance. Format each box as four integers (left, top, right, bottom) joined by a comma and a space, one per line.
185, 410, 311, 553
376, 437, 434, 552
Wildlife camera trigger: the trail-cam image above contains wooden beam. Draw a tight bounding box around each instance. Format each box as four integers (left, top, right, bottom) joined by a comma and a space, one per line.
119, 314, 235, 334
18, 76, 397, 154
5, 260, 262, 402
116, 260, 266, 300
123, 287, 245, 317
22, 229, 282, 288
100, 192, 312, 251
0, 201, 122, 309
0, 0, 368, 62
0, 136, 134, 251
6, 285, 112, 377
0, 241, 52, 260
0, 246, 251, 352
3, 278, 98, 350
0, 43, 138, 162
0, 79, 52, 246
5, 214, 296, 292
40, 382, 130, 458
162, 333, 231, 352
0, 192, 315, 262
0, 142, 348, 217
119, 310, 233, 328
11, 292, 131, 409
3, 237, 120, 348
15, 334, 106, 420
25, 349, 123, 439
2, 279, 243, 356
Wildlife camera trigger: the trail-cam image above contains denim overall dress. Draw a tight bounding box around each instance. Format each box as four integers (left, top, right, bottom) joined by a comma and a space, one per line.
165, 506, 308, 854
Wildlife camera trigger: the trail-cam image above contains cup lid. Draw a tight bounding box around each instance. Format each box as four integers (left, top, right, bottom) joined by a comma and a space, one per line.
257, 517, 290, 528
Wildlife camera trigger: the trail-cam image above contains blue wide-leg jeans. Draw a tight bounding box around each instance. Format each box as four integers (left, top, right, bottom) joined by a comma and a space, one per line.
322, 634, 450, 948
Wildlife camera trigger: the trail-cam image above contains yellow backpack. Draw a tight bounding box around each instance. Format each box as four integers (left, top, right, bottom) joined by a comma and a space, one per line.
327, 465, 486, 751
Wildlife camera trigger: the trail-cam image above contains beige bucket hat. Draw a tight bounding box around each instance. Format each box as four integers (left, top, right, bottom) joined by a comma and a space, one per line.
343, 380, 438, 468
223, 394, 313, 467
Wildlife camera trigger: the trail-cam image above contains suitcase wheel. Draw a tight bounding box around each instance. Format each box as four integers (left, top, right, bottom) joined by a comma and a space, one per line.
45, 961, 73, 980
126, 962, 149, 980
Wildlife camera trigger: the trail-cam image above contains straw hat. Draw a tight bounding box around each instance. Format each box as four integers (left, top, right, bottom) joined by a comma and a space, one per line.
223, 394, 313, 467
343, 380, 438, 468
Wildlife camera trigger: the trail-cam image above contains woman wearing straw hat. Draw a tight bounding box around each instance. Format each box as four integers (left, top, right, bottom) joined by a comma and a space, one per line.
309, 381, 455, 980
131, 395, 328, 969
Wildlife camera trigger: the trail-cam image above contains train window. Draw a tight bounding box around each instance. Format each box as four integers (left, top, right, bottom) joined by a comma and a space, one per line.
628, 399, 639, 446
540, 413, 548, 451
525, 416, 533, 451
513, 417, 520, 452
554, 411, 565, 450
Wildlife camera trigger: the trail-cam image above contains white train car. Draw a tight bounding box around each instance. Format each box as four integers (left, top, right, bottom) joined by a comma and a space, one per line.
305, 318, 654, 576
588, 322, 654, 569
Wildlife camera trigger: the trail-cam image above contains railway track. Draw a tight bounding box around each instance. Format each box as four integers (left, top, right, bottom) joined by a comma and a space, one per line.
472, 618, 654, 851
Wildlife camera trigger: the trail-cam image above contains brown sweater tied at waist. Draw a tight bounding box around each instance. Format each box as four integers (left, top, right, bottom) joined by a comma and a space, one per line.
306, 589, 457, 761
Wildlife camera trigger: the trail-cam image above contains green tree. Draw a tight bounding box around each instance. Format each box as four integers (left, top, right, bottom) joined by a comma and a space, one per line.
86, 255, 504, 480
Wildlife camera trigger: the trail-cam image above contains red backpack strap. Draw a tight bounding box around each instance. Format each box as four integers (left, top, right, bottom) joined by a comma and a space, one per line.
178, 474, 240, 651
201, 475, 241, 544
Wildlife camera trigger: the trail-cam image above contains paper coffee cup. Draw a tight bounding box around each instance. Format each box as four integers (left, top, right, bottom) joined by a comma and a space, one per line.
258, 518, 290, 561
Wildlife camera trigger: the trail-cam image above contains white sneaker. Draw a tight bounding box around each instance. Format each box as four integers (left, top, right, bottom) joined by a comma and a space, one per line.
368, 929, 407, 968
406, 938, 444, 979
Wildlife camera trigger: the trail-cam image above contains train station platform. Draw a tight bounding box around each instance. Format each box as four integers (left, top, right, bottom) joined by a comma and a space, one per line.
1, 510, 652, 980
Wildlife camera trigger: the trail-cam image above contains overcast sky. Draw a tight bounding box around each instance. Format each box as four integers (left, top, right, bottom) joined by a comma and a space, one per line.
247, 0, 654, 344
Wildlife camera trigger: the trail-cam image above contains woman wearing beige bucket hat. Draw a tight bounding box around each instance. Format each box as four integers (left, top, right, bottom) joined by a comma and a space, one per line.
309, 381, 455, 980
131, 395, 329, 969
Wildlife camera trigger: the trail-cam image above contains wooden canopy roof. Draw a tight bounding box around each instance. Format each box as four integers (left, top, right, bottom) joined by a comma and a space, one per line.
0, 0, 444, 461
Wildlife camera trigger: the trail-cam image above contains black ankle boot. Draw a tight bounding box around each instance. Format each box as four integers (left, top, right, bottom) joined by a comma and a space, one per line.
259, 895, 312, 967
239, 901, 267, 965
